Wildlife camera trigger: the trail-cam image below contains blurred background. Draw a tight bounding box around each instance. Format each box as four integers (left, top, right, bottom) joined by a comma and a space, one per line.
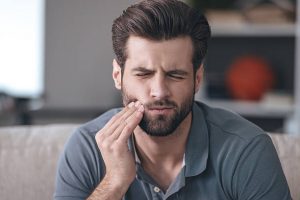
0, 0, 299, 134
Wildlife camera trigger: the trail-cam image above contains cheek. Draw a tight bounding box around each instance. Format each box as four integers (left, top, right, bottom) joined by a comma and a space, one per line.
172, 82, 195, 104
122, 80, 148, 101
172, 80, 194, 94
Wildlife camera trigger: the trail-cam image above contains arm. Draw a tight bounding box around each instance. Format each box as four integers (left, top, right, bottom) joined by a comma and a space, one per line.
86, 176, 127, 200
54, 102, 144, 200
87, 101, 144, 200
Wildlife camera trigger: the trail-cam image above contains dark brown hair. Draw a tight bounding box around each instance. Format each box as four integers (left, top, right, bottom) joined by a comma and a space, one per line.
112, 0, 211, 71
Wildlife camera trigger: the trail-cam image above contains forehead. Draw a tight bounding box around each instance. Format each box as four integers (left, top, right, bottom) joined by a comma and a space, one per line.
125, 35, 194, 71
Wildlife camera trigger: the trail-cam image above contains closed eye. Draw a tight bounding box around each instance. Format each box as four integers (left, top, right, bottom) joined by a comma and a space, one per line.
167, 70, 188, 80
135, 72, 152, 77
168, 74, 184, 79
132, 67, 154, 78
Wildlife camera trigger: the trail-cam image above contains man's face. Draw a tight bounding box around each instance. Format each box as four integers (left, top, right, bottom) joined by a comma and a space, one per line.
113, 36, 203, 136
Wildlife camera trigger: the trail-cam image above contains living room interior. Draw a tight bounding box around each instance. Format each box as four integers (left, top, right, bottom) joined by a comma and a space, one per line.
0, 0, 299, 199
1, 0, 300, 133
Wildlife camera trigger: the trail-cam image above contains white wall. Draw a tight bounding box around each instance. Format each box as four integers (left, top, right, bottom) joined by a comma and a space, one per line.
44, 0, 138, 109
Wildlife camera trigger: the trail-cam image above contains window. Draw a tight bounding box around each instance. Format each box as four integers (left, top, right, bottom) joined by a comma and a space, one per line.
0, 0, 44, 98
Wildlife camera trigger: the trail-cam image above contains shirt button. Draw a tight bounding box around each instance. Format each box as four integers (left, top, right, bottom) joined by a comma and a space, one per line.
154, 186, 161, 193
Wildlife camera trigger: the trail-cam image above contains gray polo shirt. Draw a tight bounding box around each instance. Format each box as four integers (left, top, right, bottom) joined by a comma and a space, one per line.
54, 101, 291, 200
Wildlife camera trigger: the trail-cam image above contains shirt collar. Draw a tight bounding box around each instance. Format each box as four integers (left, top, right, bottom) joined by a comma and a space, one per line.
184, 102, 209, 177
131, 135, 141, 164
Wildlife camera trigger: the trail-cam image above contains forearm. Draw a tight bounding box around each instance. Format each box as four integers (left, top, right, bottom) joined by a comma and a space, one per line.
88, 102, 143, 200
87, 176, 129, 200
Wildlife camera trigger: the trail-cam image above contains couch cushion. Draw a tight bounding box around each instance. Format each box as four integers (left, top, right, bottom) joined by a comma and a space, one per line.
0, 124, 78, 200
269, 133, 300, 200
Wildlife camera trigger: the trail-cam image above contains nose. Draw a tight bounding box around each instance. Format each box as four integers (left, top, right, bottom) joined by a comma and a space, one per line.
150, 75, 170, 99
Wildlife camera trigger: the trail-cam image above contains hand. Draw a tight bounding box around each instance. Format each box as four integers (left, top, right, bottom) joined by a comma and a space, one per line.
95, 101, 144, 193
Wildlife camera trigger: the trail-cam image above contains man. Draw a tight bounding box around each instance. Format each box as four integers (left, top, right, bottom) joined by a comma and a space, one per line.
54, 0, 291, 199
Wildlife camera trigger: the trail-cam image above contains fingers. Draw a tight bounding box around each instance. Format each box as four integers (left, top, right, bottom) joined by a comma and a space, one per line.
101, 102, 136, 138
117, 105, 144, 143
108, 101, 144, 142
96, 101, 144, 144
100, 102, 135, 137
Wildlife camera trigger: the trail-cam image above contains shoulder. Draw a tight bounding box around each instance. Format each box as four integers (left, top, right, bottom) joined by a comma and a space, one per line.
195, 101, 267, 143
194, 101, 274, 170
194, 102, 290, 199
67, 108, 122, 144
61, 107, 122, 165
61, 107, 122, 173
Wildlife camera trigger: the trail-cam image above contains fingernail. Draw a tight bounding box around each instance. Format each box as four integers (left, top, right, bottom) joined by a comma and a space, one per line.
138, 105, 144, 112
135, 101, 141, 107
128, 102, 134, 108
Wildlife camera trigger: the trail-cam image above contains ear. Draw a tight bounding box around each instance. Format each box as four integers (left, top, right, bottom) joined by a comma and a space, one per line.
112, 59, 122, 90
194, 64, 204, 93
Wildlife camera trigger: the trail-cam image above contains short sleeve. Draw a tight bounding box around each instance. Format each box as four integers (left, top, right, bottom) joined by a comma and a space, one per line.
54, 128, 104, 200
232, 134, 291, 200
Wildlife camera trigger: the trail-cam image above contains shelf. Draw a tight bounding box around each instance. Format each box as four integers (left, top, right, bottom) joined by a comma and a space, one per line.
211, 23, 296, 37
188, 2, 300, 133
198, 98, 294, 118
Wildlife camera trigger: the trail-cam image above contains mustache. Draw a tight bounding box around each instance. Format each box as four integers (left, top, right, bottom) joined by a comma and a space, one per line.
124, 95, 177, 109
143, 99, 177, 109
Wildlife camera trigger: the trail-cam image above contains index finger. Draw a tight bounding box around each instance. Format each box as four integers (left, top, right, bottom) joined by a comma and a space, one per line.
97, 101, 136, 137
116, 104, 144, 143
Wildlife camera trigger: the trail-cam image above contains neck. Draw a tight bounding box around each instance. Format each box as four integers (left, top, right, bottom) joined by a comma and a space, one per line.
133, 112, 192, 167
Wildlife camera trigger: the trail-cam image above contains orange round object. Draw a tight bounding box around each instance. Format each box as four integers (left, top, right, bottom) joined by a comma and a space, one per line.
226, 56, 275, 101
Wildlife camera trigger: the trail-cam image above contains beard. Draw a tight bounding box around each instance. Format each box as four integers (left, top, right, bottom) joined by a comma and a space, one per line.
121, 88, 194, 137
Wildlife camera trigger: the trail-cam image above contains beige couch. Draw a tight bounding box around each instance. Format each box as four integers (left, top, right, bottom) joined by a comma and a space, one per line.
0, 124, 299, 200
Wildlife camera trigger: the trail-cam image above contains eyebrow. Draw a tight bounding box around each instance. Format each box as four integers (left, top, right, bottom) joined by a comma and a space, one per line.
131, 67, 189, 75
167, 69, 189, 76
131, 67, 153, 72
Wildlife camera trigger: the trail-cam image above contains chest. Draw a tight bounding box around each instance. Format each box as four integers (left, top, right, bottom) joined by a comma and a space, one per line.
144, 165, 182, 192
123, 169, 231, 200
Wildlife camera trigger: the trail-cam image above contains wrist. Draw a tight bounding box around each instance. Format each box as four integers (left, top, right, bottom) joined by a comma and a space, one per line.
100, 174, 132, 197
